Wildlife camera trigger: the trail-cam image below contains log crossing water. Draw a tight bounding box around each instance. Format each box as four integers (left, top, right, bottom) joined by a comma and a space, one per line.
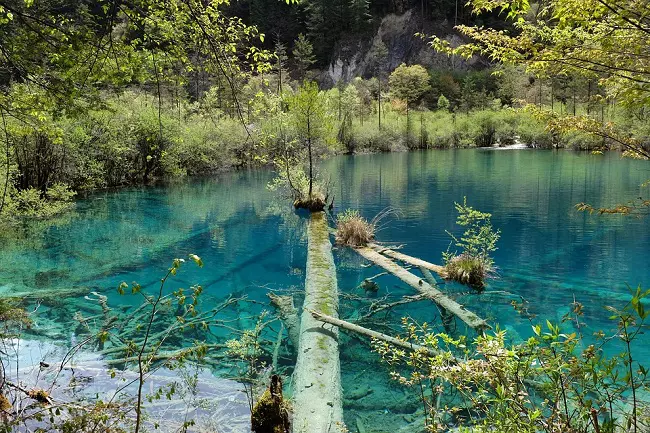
292, 212, 343, 433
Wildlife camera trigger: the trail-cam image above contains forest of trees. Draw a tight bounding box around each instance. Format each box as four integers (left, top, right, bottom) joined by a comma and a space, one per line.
1, 0, 648, 220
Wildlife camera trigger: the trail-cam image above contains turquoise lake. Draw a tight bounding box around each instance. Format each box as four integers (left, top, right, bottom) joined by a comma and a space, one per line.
1, 149, 649, 431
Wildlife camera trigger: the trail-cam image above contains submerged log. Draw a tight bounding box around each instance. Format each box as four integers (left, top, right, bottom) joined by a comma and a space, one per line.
368, 243, 446, 277
268, 293, 300, 350
309, 310, 439, 357
354, 246, 489, 332
419, 266, 454, 333
292, 212, 343, 433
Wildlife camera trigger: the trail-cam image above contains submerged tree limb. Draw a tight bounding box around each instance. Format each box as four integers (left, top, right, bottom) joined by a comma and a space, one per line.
419, 266, 455, 334
354, 246, 490, 332
268, 293, 300, 350
309, 310, 440, 357
357, 294, 427, 322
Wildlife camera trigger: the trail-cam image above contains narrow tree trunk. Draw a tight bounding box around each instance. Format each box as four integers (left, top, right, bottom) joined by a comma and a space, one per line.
307, 114, 313, 199
368, 243, 446, 276
378, 78, 382, 129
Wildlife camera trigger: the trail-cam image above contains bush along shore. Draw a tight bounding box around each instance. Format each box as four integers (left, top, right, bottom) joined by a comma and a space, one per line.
0, 80, 632, 223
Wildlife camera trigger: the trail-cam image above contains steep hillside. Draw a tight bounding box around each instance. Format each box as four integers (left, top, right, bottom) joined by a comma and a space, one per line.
323, 8, 482, 86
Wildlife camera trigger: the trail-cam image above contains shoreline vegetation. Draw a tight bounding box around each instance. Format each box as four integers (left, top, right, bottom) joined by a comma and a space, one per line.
0, 85, 636, 224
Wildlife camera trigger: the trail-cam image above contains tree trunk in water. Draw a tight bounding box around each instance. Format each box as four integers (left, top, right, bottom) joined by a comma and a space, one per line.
367, 243, 446, 276
307, 114, 313, 199
293, 212, 343, 433
268, 293, 300, 350
353, 246, 489, 332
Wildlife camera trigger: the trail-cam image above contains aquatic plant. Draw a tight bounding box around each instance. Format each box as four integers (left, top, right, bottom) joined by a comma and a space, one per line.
375, 287, 650, 433
335, 209, 375, 246
443, 197, 500, 289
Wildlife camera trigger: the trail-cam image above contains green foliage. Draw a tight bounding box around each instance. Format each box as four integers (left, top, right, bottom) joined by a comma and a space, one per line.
389, 64, 431, 106
293, 34, 316, 80
437, 95, 450, 111
429, 0, 650, 160
3, 183, 75, 219
376, 287, 650, 433
443, 197, 500, 289
284, 80, 334, 205
225, 312, 268, 410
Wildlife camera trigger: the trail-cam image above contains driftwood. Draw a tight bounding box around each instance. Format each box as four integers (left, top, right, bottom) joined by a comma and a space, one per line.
268, 293, 300, 350
309, 310, 439, 357
368, 243, 446, 277
292, 212, 343, 433
354, 246, 489, 332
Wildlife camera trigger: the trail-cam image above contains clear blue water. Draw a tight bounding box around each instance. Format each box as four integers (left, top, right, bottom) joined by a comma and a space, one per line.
1, 149, 649, 431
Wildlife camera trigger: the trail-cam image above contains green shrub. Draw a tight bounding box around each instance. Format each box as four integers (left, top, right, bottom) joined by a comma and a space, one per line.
562, 130, 604, 150
376, 288, 650, 433
5, 183, 75, 218
350, 122, 403, 152
443, 197, 500, 289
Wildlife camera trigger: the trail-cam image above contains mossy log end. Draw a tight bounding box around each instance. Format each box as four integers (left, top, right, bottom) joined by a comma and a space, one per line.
368, 243, 447, 277
292, 212, 343, 433
293, 197, 326, 212
354, 246, 490, 332
251, 375, 290, 433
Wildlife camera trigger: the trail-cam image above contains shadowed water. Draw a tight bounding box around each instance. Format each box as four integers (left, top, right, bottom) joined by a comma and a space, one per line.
1, 149, 649, 431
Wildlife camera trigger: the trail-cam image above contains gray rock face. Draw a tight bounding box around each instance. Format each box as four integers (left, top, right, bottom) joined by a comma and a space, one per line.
321, 8, 481, 88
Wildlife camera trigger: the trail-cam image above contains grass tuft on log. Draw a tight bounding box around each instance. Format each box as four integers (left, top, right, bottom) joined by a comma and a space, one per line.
335, 208, 399, 247
335, 210, 375, 246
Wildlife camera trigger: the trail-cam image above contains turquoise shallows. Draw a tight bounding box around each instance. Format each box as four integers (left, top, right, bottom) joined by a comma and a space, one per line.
1, 149, 648, 431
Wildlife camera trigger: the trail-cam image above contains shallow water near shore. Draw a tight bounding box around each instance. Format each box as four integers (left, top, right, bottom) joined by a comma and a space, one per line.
1, 149, 649, 432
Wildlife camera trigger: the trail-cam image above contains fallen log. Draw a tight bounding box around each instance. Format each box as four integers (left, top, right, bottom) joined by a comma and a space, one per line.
268, 293, 300, 350
419, 266, 454, 333
292, 212, 343, 433
368, 243, 446, 277
309, 310, 439, 357
354, 246, 489, 332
